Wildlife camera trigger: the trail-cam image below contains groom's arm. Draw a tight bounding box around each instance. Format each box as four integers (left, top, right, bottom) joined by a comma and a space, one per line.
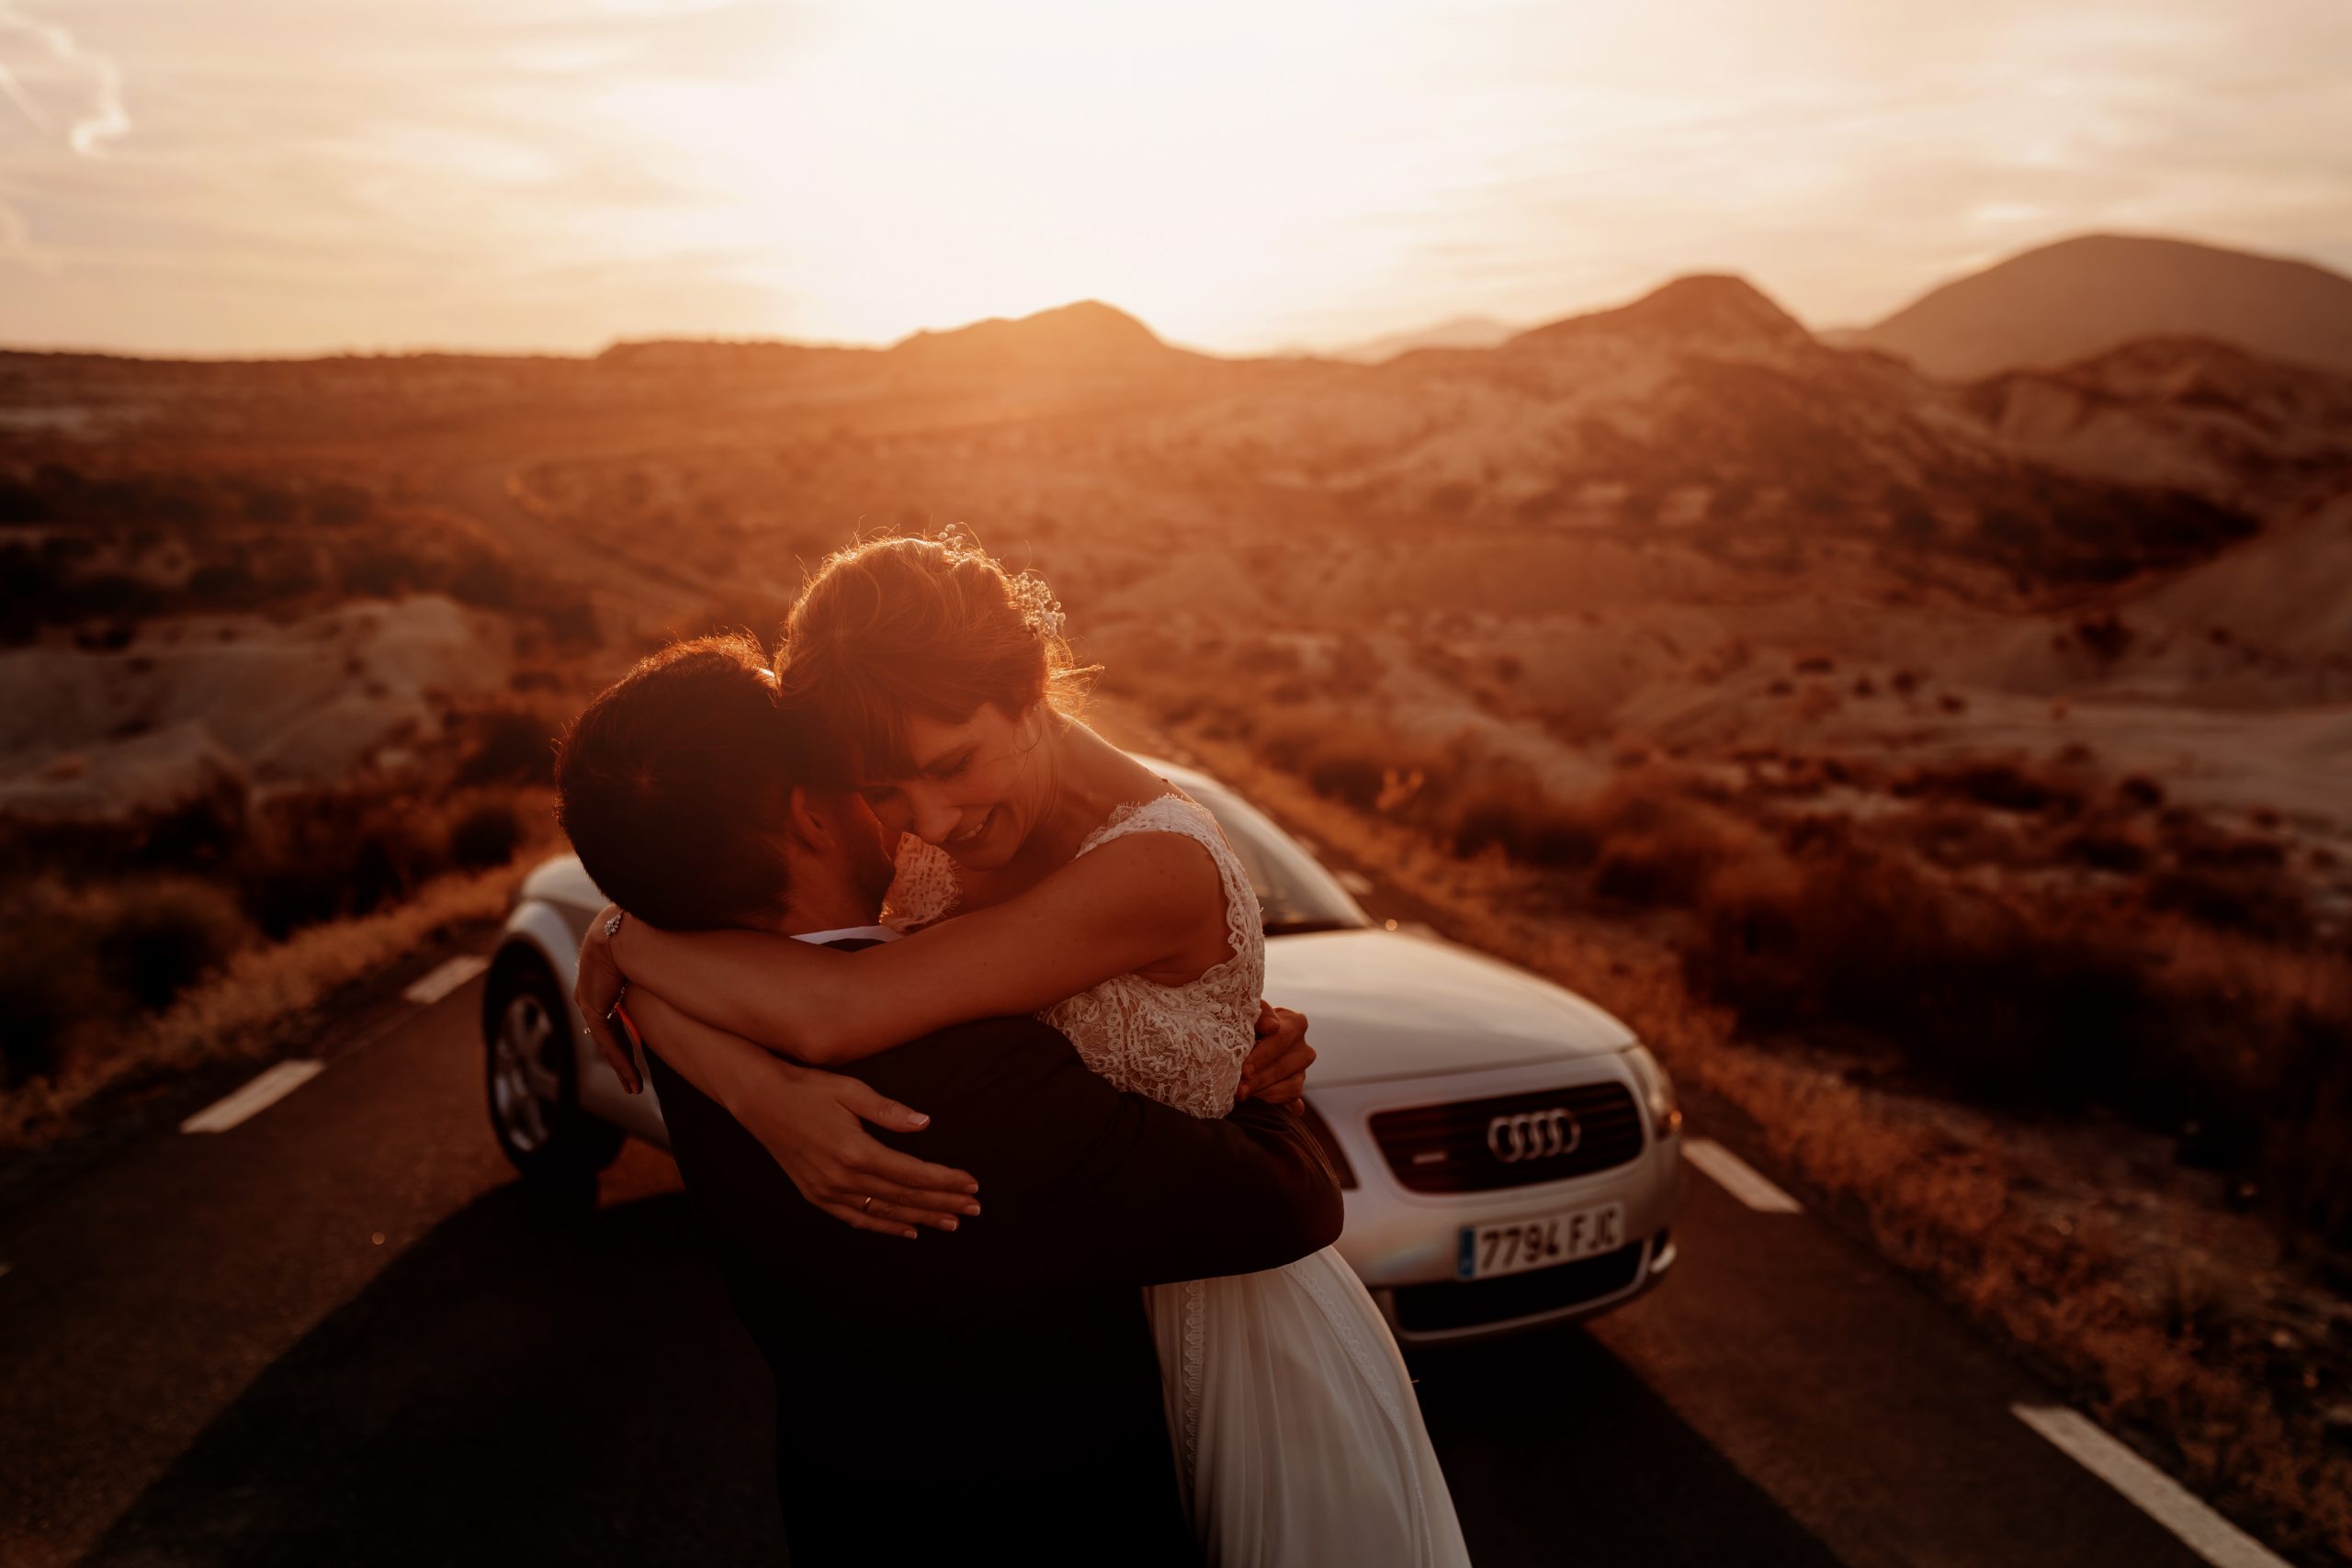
854, 1018, 1344, 1290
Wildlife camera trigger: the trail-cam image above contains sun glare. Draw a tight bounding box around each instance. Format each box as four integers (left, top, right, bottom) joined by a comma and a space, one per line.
603, 0, 1489, 348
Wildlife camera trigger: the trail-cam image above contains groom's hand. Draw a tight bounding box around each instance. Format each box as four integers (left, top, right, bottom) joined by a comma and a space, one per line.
1238, 1002, 1315, 1110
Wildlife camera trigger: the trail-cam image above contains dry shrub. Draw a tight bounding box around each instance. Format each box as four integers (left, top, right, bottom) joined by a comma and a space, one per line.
447, 796, 524, 869
231, 786, 445, 936
91, 878, 254, 1012
0, 789, 558, 1146
1690, 840, 2168, 1111
1446, 779, 1601, 867
2144, 864, 2313, 944
454, 703, 563, 788
1592, 797, 1769, 907
1894, 757, 2086, 816
0, 876, 256, 1088
1690, 837, 2352, 1246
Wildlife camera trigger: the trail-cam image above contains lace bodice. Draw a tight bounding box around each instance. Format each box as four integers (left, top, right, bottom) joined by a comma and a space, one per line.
880, 795, 1264, 1120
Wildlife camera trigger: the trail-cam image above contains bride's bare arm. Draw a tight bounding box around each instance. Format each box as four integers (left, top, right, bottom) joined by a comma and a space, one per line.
610, 830, 1225, 1065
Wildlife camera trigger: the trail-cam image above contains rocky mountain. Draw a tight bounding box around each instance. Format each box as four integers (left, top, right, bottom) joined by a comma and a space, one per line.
885, 299, 1203, 378
1960, 337, 2352, 512
1845, 233, 2352, 380
1141, 274, 2276, 594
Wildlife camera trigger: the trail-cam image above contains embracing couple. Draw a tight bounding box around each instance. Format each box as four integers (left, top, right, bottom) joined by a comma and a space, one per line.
556, 535, 1471, 1566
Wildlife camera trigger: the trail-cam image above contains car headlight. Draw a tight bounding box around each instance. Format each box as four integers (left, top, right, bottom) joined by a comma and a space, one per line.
1621, 1044, 1682, 1141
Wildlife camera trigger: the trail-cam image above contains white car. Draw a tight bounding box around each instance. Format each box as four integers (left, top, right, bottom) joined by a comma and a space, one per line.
483, 759, 1685, 1345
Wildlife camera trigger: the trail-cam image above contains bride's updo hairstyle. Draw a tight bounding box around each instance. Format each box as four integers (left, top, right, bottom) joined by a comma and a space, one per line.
777, 531, 1094, 784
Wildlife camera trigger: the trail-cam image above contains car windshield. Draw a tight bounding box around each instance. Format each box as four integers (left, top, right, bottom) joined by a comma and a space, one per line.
1179, 779, 1373, 936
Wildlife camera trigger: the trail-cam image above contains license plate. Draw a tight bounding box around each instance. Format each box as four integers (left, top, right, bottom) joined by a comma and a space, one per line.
1458, 1202, 1625, 1280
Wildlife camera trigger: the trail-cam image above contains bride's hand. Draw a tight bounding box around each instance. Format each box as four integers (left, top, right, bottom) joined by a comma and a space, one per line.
576, 903, 640, 1092
732, 1055, 984, 1239
1238, 1002, 1315, 1110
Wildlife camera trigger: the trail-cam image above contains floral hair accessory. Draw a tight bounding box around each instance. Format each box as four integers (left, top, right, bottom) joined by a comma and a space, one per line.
1016, 580, 1066, 641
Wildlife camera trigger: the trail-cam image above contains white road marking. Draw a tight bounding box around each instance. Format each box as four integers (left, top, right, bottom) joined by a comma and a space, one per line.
402, 953, 488, 1006
1682, 1137, 1804, 1213
1335, 869, 1376, 897
181, 1060, 326, 1134
2013, 1404, 2288, 1568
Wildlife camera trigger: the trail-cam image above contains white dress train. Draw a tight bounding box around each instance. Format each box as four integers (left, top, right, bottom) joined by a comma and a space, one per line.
891, 797, 1472, 1567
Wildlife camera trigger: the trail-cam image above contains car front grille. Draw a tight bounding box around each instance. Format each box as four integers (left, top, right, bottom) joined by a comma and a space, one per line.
1389, 1241, 1646, 1335
1367, 1081, 1645, 1193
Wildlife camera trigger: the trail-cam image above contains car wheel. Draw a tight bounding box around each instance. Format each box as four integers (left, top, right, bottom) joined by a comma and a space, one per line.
483, 953, 624, 1183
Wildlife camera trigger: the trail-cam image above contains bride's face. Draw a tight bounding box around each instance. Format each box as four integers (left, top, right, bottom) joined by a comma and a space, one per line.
855, 700, 1047, 870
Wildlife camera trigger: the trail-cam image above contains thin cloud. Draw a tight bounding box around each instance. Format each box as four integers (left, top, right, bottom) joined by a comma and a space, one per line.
0, 0, 2344, 355
0, 3, 129, 154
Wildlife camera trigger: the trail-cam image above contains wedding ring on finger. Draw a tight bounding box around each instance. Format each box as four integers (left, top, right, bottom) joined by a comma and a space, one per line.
862, 1195, 876, 1214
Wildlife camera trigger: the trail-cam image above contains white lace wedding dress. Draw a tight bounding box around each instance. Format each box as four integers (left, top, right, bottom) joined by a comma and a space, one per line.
889, 795, 1473, 1567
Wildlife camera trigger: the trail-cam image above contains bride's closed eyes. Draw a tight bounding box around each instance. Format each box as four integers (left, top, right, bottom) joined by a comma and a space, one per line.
857, 749, 974, 808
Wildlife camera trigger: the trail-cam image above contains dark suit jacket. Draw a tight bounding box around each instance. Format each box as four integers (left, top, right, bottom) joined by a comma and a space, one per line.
641, 986, 1344, 1568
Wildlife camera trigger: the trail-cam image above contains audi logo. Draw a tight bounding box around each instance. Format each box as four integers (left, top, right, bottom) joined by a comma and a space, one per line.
1486, 1109, 1582, 1164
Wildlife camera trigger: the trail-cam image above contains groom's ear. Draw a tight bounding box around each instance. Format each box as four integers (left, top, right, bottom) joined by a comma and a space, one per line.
784, 783, 831, 850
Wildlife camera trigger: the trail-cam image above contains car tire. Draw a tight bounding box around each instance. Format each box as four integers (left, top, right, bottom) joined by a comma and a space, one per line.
483, 952, 625, 1184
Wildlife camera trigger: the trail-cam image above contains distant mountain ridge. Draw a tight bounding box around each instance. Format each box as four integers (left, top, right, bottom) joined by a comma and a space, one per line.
1846, 233, 2352, 380
887, 299, 1193, 371
1325, 316, 1518, 364
1140, 268, 2323, 594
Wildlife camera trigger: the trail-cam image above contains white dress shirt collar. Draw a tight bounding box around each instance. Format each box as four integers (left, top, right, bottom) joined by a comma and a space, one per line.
789, 924, 902, 947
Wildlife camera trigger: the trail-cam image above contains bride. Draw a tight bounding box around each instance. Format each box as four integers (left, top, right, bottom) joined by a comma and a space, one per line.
593, 534, 1471, 1567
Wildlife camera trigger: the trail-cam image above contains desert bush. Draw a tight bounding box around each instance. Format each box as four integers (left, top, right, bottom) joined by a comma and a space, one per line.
448, 551, 517, 609
455, 705, 561, 787
0, 888, 105, 1087
0, 875, 256, 1087
1894, 758, 2081, 816
312, 480, 376, 526
2144, 865, 2313, 944
1690, 845, 2167, 1110
2075, 612, 2134, 662
447, 796, 524, 869
1594, 825, 1742, 907
1306, 754, 1387, 811
2057, 828, 2152, 874
91, 878, 254, 1012
338, 544, 431, 597
230, 786, 444, 937
1445, 780, 1600, 868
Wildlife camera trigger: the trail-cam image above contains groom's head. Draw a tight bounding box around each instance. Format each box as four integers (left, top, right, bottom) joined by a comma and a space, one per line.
555, 633, 895, 932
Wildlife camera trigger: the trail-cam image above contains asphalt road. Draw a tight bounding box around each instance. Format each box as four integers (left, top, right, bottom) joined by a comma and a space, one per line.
0, 938, 2257, 1568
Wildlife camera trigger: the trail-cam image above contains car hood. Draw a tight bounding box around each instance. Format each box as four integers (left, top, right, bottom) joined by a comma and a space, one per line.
1263, 928, 1637, 1086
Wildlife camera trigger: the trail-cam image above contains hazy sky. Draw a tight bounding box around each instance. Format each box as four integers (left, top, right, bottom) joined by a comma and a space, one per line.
2, 0, 2347, 356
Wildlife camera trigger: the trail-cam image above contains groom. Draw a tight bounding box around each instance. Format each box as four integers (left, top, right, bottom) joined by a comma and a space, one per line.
557, 637, 1343, 1566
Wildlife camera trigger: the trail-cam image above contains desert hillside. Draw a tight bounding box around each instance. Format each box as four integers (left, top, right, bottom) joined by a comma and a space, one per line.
1846, 232, 2352, 379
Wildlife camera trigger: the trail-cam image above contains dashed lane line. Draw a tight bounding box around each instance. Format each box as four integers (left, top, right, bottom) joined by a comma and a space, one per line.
401, 953, 489, 1007
1681, 1137, 1804, 1213
2012, 1404, 2288, 1568
180, 1060, 327, 1135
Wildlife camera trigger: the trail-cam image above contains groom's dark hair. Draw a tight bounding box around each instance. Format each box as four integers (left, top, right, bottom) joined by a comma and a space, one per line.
555, 632, 810, 931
